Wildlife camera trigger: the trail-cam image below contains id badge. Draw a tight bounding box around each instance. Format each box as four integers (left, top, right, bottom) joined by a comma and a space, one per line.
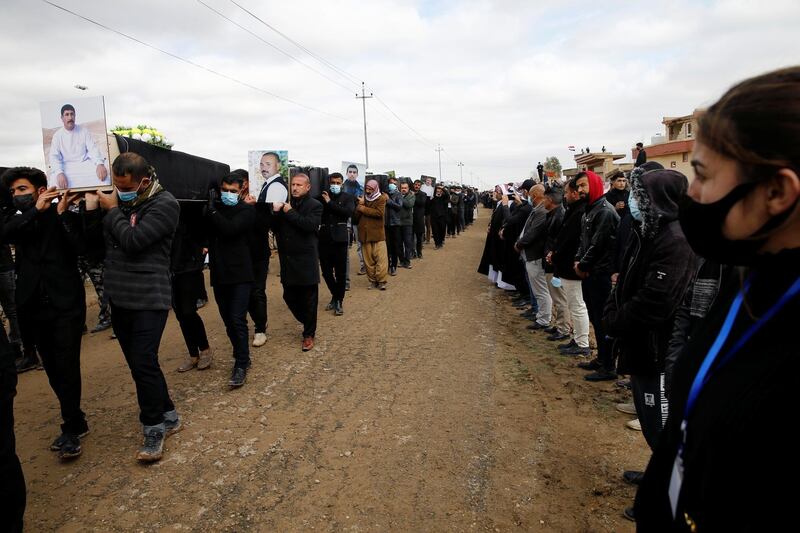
669, 453, 684, 518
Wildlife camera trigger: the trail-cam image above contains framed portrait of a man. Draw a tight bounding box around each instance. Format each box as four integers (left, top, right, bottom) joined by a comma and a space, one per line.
40, 96, 111, 191
248, 150, 289, 203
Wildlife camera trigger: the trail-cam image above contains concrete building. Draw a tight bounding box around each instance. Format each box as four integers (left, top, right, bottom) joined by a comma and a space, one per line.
635, 112, 699, 176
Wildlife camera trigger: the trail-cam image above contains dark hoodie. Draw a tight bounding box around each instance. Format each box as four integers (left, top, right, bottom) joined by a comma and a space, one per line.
602, 169, 697, 376
575, 170, 619, 275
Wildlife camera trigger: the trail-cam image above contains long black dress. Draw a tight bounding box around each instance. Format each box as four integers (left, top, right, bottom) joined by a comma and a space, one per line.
477, 204, 508, 277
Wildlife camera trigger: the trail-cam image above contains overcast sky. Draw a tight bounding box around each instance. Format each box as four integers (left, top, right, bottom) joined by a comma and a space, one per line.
1, 0, 798, 189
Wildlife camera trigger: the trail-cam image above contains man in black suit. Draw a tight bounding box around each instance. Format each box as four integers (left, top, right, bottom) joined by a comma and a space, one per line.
318, 173, 354, 316
271, 174, 323, 352
1, 167, 88, 461
206, 173, 256, 388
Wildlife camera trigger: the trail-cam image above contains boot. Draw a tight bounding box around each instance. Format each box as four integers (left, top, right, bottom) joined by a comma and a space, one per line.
334, 300, 344, 316
16, 347, 40, 373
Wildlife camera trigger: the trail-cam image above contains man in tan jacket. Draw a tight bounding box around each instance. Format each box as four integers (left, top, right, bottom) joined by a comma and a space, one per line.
354, 179, 388, 290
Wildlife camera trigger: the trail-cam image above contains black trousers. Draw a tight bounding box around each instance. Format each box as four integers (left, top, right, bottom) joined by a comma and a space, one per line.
400, 225, 414, 265
458, 209, 465, 232
173, 270, 209, 357
432, 216, 447, 245
414, 230, 424, 257
282, 284, 318, 338
18, 299, 87, 435
214, 283, 252, 369
319, 241, 347, 301
0, 366, 25, 533
248, 259, 269, 334
581, 274, 614, 371
386, 225, 402, 269
447, 212, 458, 235
111, 305, 174, 427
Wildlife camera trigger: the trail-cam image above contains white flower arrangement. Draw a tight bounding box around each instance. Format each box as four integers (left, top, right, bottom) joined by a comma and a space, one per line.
110, 124, 174, 149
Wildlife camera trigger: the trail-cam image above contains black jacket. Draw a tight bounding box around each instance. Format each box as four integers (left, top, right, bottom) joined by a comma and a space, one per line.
635, 249, 799, 532
206, 201, 255, 286
1, 205, 85, 310
552, 200, 585, 280
319, 191, 354, 244
576, 198, 618, 275
603, 168, 696, 376
429, 193, 449, 218
542, 205, 564, 273
171, 202, 207, 274
272, 195, 322, 286
413, 191, 428, 232
248, 202, 271, 263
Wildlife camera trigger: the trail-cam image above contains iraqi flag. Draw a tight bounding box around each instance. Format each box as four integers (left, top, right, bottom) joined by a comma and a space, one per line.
568, 145, 576, 151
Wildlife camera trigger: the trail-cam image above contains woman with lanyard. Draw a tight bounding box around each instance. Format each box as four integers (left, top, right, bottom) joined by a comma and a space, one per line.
634, 67, 800, 531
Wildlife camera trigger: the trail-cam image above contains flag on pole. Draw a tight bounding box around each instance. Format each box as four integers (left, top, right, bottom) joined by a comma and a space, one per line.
567, 145, 576, 151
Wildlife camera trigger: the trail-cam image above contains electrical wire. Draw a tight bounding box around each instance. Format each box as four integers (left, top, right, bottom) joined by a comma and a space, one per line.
40, 0, 355, 123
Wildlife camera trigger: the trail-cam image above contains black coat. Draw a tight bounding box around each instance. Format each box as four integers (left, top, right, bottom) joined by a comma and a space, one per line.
206, 201, 255, 286
603, 220, 696, 376
413, 191, 428, 232
477, 205, 509, 275
576, 197, 618, 276
635, 249, 800, 531
319, 191, 355, 244
248, 203, 271, 263
429, 193, 449, 219
272, 195, 322, 286
552, 201, 585, 280
1, 205, 85, 310
171, 202, 207, 274
542, 205, 564, 273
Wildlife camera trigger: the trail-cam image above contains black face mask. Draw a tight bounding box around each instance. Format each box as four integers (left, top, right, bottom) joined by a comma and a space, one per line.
12, 194, 35, 212
679, 182, 774, 265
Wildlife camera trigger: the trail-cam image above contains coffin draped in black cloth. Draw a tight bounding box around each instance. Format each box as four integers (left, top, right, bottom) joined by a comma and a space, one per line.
114, 135, 230, 200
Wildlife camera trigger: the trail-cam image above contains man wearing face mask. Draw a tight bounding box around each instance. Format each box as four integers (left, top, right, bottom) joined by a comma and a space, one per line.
93, 153, 180, 463
319, 173, 355, 316
1, 167, 88, 461
412, 180, 428, 258
384, 177, 403, 276
636, 67, 800, 531
429, 184, 449, 249
205, 173, 256, 388
573, 170, 619, 381
602, 168, 697, 521
398, 181, 415, 268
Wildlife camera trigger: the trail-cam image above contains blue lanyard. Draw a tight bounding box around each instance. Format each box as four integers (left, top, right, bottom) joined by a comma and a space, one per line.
681, 274, 800, 452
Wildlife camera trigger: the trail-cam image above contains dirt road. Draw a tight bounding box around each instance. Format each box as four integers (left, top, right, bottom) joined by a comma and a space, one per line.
15, 209, 648, 531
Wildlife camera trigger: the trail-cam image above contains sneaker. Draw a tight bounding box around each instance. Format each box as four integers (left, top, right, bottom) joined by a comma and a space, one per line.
334, 300, 343, 316
547, 332, 571, 342
623, 506, 635, 522
90, 320, 112, 334
177, 356, 198, 373
626, 418, 642, 431
558, 339, 577, 351
229, 366, 247, 388
136, 428, 165, 462
197, 347, 213, 370
302, 336, 315, 351
57, 434, 82, 461
526, 322, 548, 331
357, 267, 367, 275
164, 416, 182, 437
543, 326, 558, 335
389, 267, 397, 276
50, 429, 90, 451
325, 298, 336, 311
252, 332, 267, 347
196, 298, 207, 309
577, 358, 602, 370
16, 352, 40, 373
616, 402, 637, 415
378, 282, 387, 291
584, 369, 618, 382
623, 470, 644, 485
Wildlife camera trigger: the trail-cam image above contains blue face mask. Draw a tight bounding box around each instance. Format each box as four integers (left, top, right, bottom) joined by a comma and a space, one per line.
388, 183, 397, 193
629, 194, 643, 222
329, 184, 341, 195
221, 191, 240, 206
527, 195, 533, 206
117, 189, 138, 202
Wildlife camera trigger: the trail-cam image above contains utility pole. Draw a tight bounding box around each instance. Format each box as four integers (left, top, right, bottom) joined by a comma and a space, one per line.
356, 82, 373, 168
457, 161, 464, 185
435, 144, 444, 184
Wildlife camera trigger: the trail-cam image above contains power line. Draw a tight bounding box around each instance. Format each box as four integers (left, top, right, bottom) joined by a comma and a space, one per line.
40, 0, 354, 123
228, 0, 362, 89
195, 0, 356, 95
